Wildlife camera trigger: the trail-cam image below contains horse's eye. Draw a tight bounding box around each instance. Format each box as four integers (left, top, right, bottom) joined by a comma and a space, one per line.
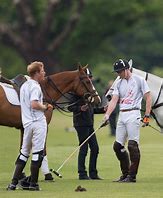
86, 80, 91, 84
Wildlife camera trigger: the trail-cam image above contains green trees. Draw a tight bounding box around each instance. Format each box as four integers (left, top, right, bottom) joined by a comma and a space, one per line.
0, 0, 163, 79
0, 0, 85, 75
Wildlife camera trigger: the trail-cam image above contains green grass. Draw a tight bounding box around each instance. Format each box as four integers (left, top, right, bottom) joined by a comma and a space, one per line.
0, 112, 163, 198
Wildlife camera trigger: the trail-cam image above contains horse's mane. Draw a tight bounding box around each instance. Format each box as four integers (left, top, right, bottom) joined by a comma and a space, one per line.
49, 70, 78, 76
133, 67, 162, 82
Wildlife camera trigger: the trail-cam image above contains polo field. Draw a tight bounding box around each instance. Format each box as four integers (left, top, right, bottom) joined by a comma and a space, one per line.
0, 112, 163, 198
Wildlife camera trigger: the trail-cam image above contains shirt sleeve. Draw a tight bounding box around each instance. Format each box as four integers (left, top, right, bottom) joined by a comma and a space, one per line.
141, 78, 150, 95
30, 85, 41, 102
112, 80, 120, 96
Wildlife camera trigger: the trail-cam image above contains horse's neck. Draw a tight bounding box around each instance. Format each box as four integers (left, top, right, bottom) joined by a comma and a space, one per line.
42, 72, 76, 101
133, 68, 163, 105
50, 71, 75, 92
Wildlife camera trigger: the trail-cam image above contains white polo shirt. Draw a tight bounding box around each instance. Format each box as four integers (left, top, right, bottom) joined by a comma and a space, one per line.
113, 73, 150, 110
20, 79, 45, 128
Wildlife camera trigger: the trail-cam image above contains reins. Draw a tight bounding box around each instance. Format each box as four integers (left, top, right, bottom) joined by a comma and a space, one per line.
47, 76, 73, 101
79, 75, 99, 98
41, 73, 98, 114
41, 76, 76, 113
144, 72, 163, 109
152, 84, 163, 109
144, 71, 163, 128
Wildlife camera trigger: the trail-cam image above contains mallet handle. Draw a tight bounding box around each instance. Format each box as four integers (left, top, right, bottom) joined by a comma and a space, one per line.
56, 126, 101, 172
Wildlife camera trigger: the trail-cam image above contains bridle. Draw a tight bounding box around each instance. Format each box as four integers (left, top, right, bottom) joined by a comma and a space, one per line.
144, 72, 163, 128
41, 76, 76, 112
144, 72, 163, 109
77, 74, 99, 103
41, 74, 99, 112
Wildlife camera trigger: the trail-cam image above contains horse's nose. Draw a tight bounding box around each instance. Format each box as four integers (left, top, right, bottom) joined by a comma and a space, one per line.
94, 95, 101, 104
84, 93, 93, 103
84, 93, 101, 104
88, 96, 95, 103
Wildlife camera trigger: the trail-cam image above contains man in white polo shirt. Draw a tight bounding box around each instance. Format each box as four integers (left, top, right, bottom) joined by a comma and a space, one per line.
104, 59, 152, 183
7, 61, 53, 191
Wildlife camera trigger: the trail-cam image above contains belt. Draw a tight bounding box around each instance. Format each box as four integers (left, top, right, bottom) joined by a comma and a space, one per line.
120, 108, 140, 112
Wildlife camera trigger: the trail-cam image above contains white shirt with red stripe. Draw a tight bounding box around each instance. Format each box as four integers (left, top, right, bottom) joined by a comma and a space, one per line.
113, 73, 150, 110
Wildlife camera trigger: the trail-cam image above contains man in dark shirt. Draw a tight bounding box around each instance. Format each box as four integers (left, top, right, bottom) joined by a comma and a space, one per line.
68, 69, 103, 180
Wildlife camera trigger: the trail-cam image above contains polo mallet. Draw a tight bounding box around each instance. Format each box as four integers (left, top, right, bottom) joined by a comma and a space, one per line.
141, 119, 162, 133
148, 124, 162, 133
50, 120, 109, 178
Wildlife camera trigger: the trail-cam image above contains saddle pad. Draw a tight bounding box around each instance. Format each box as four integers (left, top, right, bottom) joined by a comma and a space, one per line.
0, 82, 20, 106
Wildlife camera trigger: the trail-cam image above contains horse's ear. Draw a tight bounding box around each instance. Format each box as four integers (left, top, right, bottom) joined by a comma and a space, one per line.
82, 64, 89, 73
78, 63, 88, 72
77, 62, 82, 71
83, 64, 88, 70
128, 59, 133, 69
128, 59, 133, 72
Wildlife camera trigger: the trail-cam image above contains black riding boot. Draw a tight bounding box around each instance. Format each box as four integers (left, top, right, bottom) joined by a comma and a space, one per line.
12, 163, 26, 185
128, 140, 140, 179
113, 141, 130, 182
7, 162, 26, 190
120, 152, 130, 177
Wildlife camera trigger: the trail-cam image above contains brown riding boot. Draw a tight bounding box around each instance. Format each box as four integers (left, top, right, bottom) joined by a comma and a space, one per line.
121, 140, 141, 183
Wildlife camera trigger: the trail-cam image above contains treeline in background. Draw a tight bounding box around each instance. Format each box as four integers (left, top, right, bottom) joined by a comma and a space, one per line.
0, 0, 163, 96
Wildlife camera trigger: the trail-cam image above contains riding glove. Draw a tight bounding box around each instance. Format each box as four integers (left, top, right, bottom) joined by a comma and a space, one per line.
142, 114, 150, 127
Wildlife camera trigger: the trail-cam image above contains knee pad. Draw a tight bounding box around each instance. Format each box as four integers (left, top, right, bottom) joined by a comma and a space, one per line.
113, 141, 125, 153
113, 141, 128, 161
128, 140, 140, 161
15, 153, 28, 165
32, 150, 44, 168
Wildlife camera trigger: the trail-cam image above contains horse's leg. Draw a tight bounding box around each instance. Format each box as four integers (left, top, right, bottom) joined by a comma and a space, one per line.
40, 126, 54, 181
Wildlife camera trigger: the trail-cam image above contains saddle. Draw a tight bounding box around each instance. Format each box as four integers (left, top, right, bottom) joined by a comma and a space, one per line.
0, 74, 27, 96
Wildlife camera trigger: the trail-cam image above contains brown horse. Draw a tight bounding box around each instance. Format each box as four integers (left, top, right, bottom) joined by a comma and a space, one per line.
0, 65, 101, 147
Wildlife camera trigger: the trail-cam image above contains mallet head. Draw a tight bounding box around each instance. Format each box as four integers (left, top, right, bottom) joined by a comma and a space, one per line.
50, 169, 62, 178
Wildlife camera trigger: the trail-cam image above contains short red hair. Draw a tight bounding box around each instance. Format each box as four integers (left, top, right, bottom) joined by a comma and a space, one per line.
27, 61, 44, 77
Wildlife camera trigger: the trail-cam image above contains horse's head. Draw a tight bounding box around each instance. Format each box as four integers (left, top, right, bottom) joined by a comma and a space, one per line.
73, 65, 101, 104
41, 65, 101, 106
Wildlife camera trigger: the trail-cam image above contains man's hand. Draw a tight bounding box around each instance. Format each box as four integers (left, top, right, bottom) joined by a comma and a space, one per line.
47, 104, 53, 111
44, 103, 53, 111
142, 114, 150, 127
80, 104, 88, 111
100, 113, 110, 128
104, 105, 108, 111
104, 113, 109, 121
